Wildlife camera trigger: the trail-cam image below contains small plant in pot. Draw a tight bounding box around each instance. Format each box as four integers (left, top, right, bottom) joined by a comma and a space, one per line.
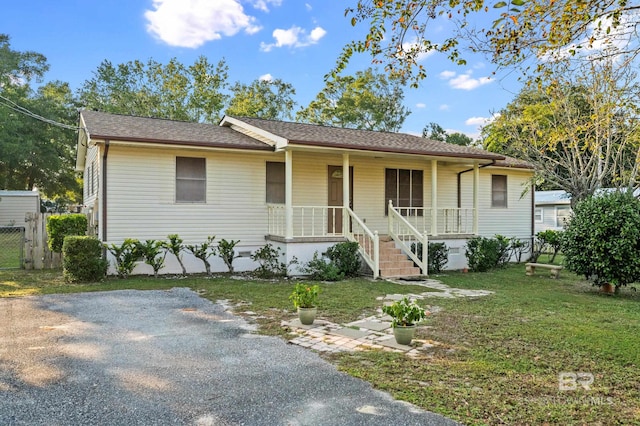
289, 283, 320, 325
382, 297, 426, 345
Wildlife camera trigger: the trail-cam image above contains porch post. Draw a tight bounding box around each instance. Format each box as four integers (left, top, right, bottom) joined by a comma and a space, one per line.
431, 159, 438, 236
473, 162, 479, 234
343, 153, 350, 237
285, 150, 293, 239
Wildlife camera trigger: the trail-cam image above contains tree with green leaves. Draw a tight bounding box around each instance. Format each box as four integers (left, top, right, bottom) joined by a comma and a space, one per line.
482, 59, 640, 205
226, 78, 296, 120
0, 34, 48, 86
422, 122, 474, 146
297, 68, 410, 131
0, 34, 81, 203
78, 56, 229, 123
336, 1, 639, 85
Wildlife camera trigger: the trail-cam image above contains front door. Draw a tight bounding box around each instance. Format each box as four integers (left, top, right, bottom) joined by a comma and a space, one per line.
328, 165, 353, 234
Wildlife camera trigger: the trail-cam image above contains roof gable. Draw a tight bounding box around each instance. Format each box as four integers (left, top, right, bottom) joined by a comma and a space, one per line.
227, 116, 507, 162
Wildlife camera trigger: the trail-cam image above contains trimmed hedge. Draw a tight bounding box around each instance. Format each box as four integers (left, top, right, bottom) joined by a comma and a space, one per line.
63, 236, 107, 283
47, 214, 87, 253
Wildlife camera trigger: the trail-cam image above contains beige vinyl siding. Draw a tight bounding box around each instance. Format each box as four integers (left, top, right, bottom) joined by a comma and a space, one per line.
460, 168, 533, 239
83, 144, 100, 206
0, 193, 40, 226
106, 146, 273, 247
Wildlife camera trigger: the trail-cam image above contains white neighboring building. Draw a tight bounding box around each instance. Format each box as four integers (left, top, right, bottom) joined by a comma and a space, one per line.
0, 190, 40, 228
534, 190, 572, 234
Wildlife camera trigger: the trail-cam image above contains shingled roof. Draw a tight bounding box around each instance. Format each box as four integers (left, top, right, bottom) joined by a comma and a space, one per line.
80, 110, 273, 151
79, 110, 531, 169
228, 116, 507, 162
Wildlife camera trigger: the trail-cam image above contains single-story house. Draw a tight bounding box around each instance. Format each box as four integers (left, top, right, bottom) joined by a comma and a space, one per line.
76, 110, 534, 278
0, 190, 40, 227
534, 190, 572, 234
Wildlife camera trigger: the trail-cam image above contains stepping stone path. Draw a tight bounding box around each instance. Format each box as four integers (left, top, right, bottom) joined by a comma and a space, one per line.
282, 278, 494, 357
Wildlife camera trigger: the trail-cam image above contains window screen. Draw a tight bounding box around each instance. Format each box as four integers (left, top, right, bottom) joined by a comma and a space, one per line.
266, 162, 285, 203
176, 157, 206, 203
491, 175, 507, 208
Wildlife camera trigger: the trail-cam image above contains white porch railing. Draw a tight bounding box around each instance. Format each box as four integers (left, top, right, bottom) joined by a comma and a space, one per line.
267, 204, 345, 237
388, 201, 428, 275
392, 206, 476, 235
345, 207, 380, 279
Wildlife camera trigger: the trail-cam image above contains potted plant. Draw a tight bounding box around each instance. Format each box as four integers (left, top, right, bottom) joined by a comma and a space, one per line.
382, 297, 426, 345
289, 283, 320, 325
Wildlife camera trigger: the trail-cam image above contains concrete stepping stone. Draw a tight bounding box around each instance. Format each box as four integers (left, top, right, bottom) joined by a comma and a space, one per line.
331, 327, 371, 339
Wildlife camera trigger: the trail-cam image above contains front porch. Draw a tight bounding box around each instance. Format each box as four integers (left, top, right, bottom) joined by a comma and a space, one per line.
267, 203, 477, 278
264, 150, 484, 278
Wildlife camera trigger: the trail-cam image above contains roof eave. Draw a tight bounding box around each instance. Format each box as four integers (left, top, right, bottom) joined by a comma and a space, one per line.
287, 139, 505, 162
88, 135, 275, 152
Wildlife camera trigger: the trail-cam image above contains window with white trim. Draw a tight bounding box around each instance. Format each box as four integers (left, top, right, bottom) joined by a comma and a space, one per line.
385, 168, 423, 215
491, 175, 508, 208
534, 208, 543, 223
556, 206, 571, 227
176, 157, 206, 203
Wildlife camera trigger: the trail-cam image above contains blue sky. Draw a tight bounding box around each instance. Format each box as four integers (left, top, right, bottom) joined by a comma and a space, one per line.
1, 0, 524, 138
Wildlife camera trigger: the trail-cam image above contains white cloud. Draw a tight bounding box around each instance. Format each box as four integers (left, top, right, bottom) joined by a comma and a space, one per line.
465, 116, 489, 126
439, 104, 450, 111
259, 73, 273, 81
309, 26, 327, 42
400, 39, 435, 62
251, 0, 282, 12
305, 3, 312, 11
465, 113, 500, 127
415, 103, 426, 108
543, 12, 639, 62
145, 0, 265, 48
439, 70, 493, 90
260, 25, 327, 52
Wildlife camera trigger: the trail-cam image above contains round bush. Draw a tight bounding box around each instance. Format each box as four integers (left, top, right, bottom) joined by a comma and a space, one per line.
63, 236, 108, 283
563, 191, 640, 289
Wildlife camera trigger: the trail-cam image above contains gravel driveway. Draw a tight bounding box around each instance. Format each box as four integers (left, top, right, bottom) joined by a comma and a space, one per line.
0, 288, 457, 425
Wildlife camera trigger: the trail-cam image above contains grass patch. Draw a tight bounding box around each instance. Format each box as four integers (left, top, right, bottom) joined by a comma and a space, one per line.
0, 230, 23, 269
2, 266, 639, 424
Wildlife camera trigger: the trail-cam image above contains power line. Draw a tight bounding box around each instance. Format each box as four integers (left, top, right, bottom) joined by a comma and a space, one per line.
0, 93, 80, 131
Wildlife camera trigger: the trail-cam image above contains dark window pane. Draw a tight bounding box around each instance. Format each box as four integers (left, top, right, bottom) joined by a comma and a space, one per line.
266, 162, 285, 203
492, 175, 507, 208
412, 170, 423, 207
176, 157, 206, 203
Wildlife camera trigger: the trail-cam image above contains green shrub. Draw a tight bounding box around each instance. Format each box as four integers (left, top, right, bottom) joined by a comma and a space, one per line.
251, 243, 298, 278
302, 251, 344, 281
46, 214, 87, 252
536, 229, 564, 262
185, 236, 216, 276
136, 239, 166, 278
465, 235, 511, 272
411, 242, 449, 274
325, 241, 361, 277
165, 234, 186, 275
563, 191, 640, 292
217, 239, 240, 273
106, 238, 141, 279
62, 236, 107, 283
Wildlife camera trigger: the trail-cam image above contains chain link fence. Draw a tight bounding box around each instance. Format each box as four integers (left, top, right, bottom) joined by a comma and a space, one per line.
0, 227, 24, 269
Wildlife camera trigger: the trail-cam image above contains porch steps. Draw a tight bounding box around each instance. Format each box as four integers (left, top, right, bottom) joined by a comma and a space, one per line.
354, 234, 422, 278
378, 239, 421, 278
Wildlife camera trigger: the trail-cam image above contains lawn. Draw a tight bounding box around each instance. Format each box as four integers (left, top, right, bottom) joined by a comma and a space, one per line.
1, 266, 639, 425
0, 230, 23, 269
